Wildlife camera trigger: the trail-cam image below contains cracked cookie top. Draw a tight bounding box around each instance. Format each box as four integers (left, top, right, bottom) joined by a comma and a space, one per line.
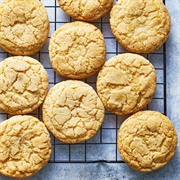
0, 56, 48, 114
43, 80, 105, 144
97, 53, 156, 115
118, 111, 178, 172
49, 21, 106, 79
0, 115, 51, 178
0, 0, 49, 55
57, 0, 114, 21
110, 0, 170, 53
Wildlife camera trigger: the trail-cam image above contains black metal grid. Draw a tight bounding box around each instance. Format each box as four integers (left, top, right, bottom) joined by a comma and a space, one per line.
0, 0, 167, 164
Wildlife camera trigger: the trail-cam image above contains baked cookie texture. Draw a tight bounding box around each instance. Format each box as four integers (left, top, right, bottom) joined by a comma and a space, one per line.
0, 0, 49, 55
97, 53, 156, 115
49, 21, 106, 79
43, 80, 105, 144
0, 56, 48, 115
118, 111, 178, 172
58, 0, 114, 22
0, 115, 51, 179
110, 0, 171, 53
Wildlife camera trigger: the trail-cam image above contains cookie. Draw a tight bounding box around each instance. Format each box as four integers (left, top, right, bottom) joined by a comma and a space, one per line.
110, 0, 171, 53
0, 115, 51, 178
97, 53, 156, 115
118, 111, 178, 172
49, 21, 106, 79
57, 0, 114, 22
43, 80, 104, 144
0, 56, 48, 115
0, 0, 49, 55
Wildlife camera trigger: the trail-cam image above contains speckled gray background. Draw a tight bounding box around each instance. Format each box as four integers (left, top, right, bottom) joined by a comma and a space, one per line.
0, 0, 180, 179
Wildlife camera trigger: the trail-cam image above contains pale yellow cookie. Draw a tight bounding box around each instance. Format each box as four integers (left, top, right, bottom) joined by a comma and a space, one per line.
110, 0, 171, 53
97, 53, 156, 115
118, 111, 178, 172
43, 80, 105, 144
58, 0, 114, 22
49, 21, 106, 79
0, 0, 49, 55
0, 115, 51, 178
0, 56, 48, 115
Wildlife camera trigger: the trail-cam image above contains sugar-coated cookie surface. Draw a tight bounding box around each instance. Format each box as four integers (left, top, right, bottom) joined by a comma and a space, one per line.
43, 80, 105, 144
97, 53, 156, 115
0, 56, 48, 114
0, 0, 49, 55
118, 111, 178, 172
49, 21, 106, 79
58, 0, 114, 21
0, 115, 51, 178
110, 0, 171, 53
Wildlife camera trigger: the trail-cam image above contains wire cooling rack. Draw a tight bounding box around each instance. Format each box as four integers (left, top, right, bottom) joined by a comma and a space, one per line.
0, 0, 167, 163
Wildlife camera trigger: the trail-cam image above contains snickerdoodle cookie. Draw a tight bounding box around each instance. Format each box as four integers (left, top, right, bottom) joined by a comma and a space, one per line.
118, 111, 178, 172
110, 0, 170, 53
0, 115, 51, 178
43, 80, 105, 144
97, 53, 156, 115
0, 56, 48, 114
58, 0, 114, 21
49, 21, 106, 79
0, 0, 49, 55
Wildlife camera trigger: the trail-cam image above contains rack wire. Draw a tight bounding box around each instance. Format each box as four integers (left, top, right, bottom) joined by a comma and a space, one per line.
0, 0, 167, 164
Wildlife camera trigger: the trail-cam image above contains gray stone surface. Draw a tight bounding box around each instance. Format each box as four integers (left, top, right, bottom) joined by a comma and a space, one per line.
0, 0, 180, 179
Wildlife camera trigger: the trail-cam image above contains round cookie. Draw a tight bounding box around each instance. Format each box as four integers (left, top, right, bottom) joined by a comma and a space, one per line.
0, 56, 48, 115
43, 80, 105, 144
57, 0, 114, 22
97, 53, 156, 115
0, 115, 51, 178
110, 0, 171, 53
49, 21, 106, 79
118, 111, 178, 172
0, 0, 49, 55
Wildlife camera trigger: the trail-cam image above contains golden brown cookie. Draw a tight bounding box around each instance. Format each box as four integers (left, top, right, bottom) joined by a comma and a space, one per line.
0, 0, 49, 55
97, 53, 156, 115
49, 21, 106, 79
57, 0, 114, 22
43, 80, 105, 144
118, 111, 178, 172
110, 0, 171, 53
0, 56, 48, 115
0, 115, 51, 178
